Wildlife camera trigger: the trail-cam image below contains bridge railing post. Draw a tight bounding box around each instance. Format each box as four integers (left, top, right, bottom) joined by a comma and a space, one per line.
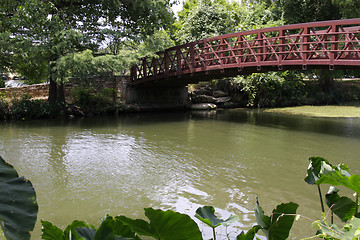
257, 32, 263, 70
176, 48, 181, 75
153, 57, 158, 76
330, 24, 339, 69
302, 27, 310, 70
190, 44, 195, 74
142, 58, 147, 78
279, 29, 285, 70
165, 50, 169, 75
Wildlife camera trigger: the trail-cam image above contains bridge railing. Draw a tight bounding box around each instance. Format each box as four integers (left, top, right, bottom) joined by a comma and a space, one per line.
131, 18, 360, 85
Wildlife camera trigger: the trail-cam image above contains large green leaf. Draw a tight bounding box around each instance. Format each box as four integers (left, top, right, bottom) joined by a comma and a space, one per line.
317, 166, 360, 193
255, 198, 299, 240
116, 215, 155, 238
0, 156, 38, 240
145, 208, 202, 240
325, 187, 357, 222
76, 227, 97, 240
195, 206, 239, 229
317, 217, 360, 240
63, 220, 88, 240
304, 157, 332, 185
41, 220, 65, 240
94, 216, 140, 240
118, 208, 202, 240
236, 225, 261, 240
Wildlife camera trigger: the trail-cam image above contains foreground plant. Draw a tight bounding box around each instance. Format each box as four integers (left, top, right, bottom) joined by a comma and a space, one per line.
305, 157, 360, 239
0, 156, 38, 240
195, 206, 239, 240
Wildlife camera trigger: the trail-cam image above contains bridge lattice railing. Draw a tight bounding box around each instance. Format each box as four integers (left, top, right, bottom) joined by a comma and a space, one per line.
131, 18, 360, 85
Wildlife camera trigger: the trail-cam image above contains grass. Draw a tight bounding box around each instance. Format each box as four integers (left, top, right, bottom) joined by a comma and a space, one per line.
265, 105, 360, 118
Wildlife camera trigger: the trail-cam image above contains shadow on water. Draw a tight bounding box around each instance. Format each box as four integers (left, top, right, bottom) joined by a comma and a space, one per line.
5, 108, 360, 140
190, 109, 360, 140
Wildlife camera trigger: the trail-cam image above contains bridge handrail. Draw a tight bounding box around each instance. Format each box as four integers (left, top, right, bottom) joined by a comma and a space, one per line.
131, 18, 360, 85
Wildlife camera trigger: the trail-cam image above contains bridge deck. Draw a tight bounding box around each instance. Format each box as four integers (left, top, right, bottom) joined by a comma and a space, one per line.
131, 18, 360, 86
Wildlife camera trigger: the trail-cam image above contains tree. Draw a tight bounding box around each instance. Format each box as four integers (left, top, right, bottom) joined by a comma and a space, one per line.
274, 0, 360, 92
174, 0, 238, 44
1, 0, 176, 102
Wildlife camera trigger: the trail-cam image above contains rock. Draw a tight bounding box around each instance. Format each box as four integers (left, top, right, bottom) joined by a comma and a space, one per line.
68, 105, 85, 117
191, 94, 216, 103
215, 97, 232, 104
213, 90, 228, 98
191, 103, 217, 110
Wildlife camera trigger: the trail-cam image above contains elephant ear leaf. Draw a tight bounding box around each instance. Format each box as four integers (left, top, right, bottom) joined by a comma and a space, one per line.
255, 198, 298, 240
0, 156, 38, 240
195, 206, 239, 229
304, 157, 332, 185
325, 187, 357, 222
144, 208, 202, 240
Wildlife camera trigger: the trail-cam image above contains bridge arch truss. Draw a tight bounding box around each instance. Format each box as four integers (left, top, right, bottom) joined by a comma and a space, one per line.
131, 18, 360, 85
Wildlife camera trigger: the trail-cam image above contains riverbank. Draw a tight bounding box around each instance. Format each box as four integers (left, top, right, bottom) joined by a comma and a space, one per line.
265, 105, 360, 118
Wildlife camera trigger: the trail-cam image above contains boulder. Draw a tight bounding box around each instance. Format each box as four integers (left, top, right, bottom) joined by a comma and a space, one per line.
191, 94, 216, 104
213, 90, 228, 98
215, 97, 232, 104
191, 103, 217, 110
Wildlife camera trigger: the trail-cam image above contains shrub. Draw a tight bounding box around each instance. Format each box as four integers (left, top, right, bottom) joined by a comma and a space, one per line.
9, 95, 64, 119
70, 87, 116, 115
0, 78, 5, 88
233, 71, 306, 108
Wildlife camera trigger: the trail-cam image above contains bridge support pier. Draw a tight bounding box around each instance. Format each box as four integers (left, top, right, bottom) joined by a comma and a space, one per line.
125, 85, 189, 110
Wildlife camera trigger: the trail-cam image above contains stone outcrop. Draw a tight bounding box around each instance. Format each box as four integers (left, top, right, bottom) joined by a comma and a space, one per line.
190, 85, 233, 110
191, 103, 217, 110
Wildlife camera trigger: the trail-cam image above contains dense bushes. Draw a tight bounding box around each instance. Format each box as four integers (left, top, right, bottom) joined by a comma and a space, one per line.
0, 78, 4, 88
0, 95, 64, 120
232, 71, 306, 108
229, 71, 360, 108
70, 87, 119, 115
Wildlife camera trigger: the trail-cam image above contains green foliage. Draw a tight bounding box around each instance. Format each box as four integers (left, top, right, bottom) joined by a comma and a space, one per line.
195, 206, 239, 240
1, 0, 176, 101
233, 71, 306, 108
0, 156, 38, 240
304, 157, 360, 239
195, 206, 239, 228
70, 87, 116, 115
236, 225, 261, 240
274, 0, 360, 25
119, 208, 203, 240
0, 79, 4, 89
55, 50, 128, 83
8, 95, 64, 120
174, 0, 237, 44
316, 216, 360, 240
325, 187, 357, 222
42, 208, 203, 240
255, 199, 299, 240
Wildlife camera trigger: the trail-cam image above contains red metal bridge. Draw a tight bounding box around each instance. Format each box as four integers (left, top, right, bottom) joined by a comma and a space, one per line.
130, 18, 360, 86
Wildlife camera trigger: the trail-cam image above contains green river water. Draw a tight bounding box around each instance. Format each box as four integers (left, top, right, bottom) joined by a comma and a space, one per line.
1, 109, 360, 239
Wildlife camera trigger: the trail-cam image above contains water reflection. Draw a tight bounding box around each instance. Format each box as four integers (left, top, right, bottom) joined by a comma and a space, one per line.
0, 110, 360, 239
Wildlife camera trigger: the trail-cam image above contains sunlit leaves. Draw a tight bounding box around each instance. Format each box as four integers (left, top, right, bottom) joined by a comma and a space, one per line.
325, 187, 357, 222
255, 198, 299, 240
195, 206, 239, 229
236, 225, 261, 240
316, 217, 360, 240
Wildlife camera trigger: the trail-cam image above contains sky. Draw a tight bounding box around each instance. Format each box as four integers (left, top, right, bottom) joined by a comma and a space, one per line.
171, 1, 183, 14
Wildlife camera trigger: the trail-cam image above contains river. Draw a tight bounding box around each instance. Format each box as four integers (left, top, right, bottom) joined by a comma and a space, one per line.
1, 109, 360, 239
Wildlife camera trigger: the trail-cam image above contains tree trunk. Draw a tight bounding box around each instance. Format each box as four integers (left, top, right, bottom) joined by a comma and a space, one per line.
318, 69, 335, 92
48, 77, 58, 103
